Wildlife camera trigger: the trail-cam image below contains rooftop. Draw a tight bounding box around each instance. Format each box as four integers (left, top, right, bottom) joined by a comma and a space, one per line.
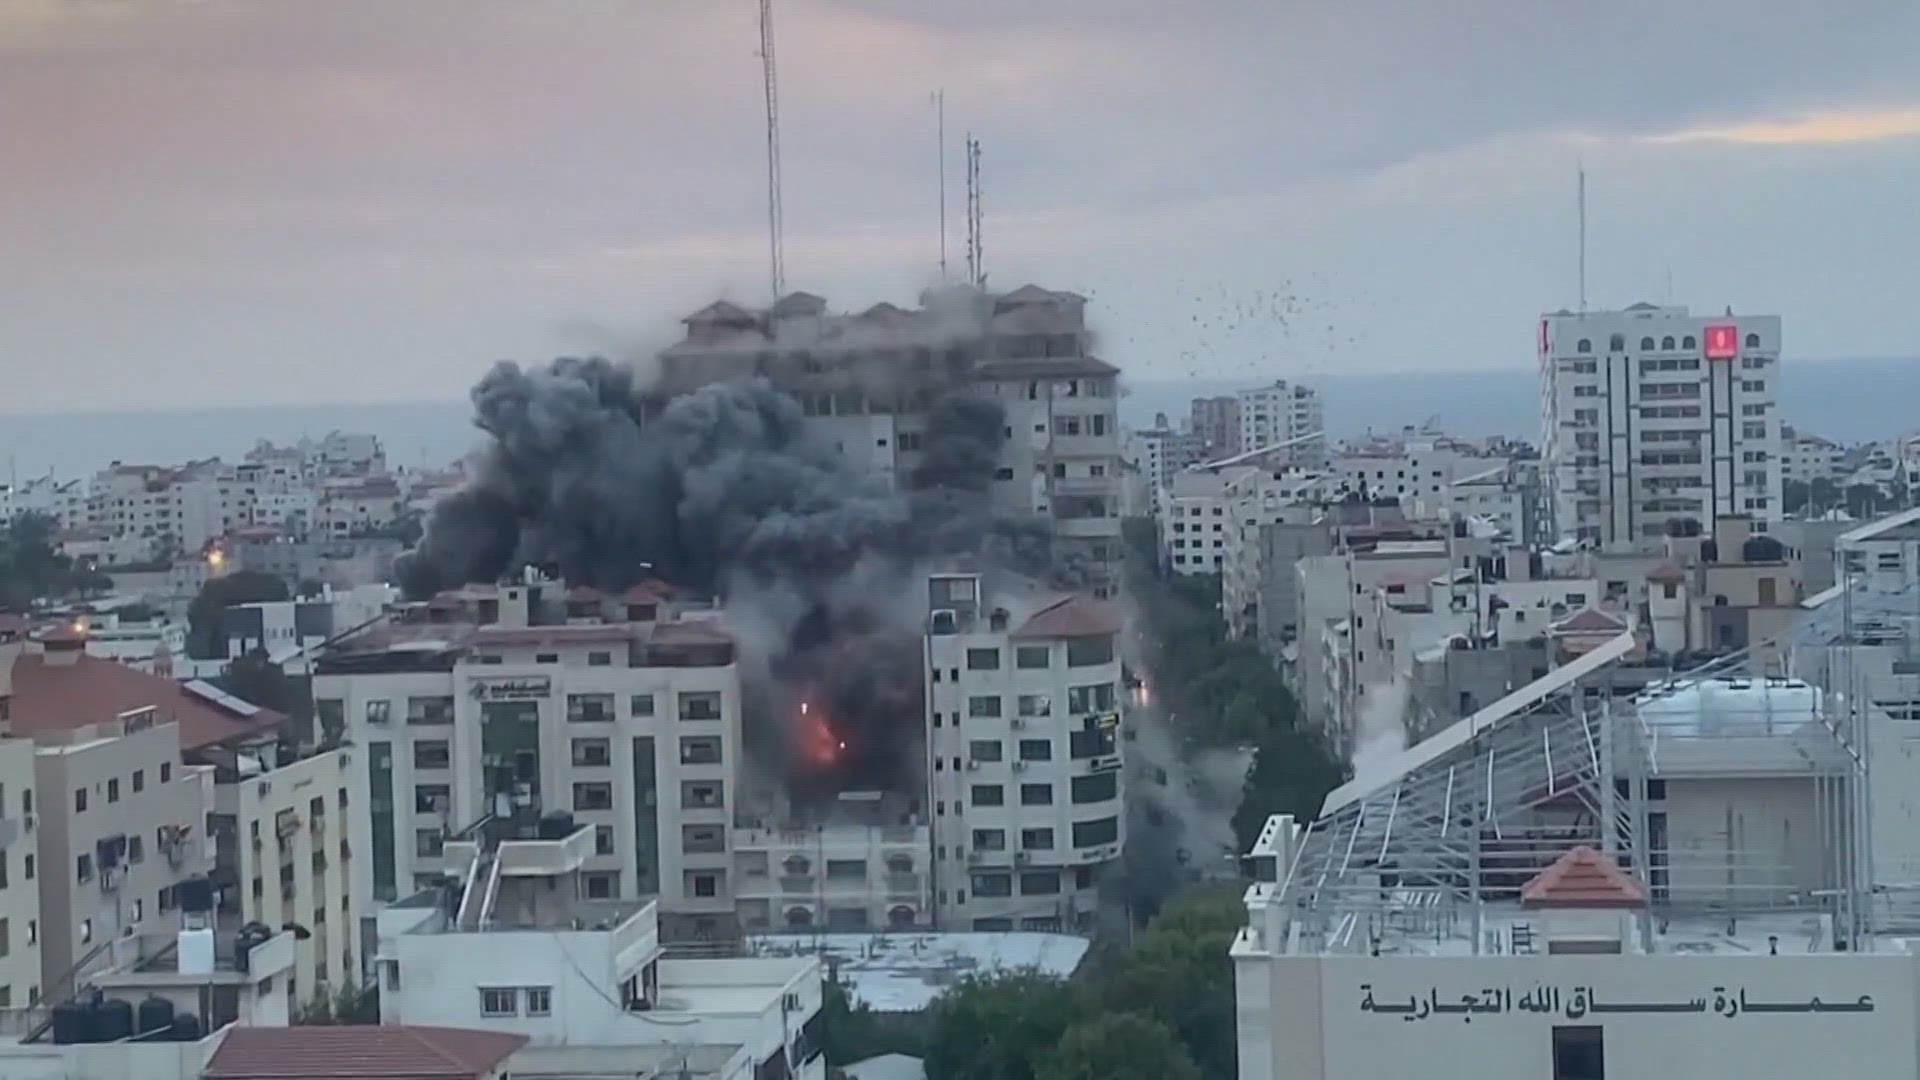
747, 932, 1090, 1012
203, 1024, 527, 1079
1011, 595, 1123, 640
1521, 846, 1645, 909
6, 650, 281, 750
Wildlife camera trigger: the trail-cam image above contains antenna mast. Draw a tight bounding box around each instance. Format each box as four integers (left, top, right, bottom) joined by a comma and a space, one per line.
1576, 163, 1587, 313
759, 0, 786, 298
964, 135, 984, 287
934, 89, 947, 280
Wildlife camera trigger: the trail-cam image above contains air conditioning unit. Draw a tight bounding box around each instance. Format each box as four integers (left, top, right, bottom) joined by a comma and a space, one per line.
965, 761, 979, 772
1014, 852, 1031, 866
1010, 718, 1025, 730
1012, 761, 1028, 772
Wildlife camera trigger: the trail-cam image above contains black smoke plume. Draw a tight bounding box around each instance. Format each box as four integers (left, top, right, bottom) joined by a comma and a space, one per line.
400, 356, 1073, 795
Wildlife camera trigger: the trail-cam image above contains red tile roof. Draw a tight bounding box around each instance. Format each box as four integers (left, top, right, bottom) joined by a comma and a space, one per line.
203, 1024, 527, 1079
1647, 559, 1688, 584
1521, 845, 1645, 909
1011, 595, 1123, 639
7, 652, 282, 750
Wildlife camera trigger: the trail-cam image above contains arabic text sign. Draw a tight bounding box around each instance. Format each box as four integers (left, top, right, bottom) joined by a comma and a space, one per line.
469, 676, 552, 701
1359, 983, 1877, 1024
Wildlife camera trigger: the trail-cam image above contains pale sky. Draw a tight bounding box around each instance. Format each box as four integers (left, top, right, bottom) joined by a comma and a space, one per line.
3, 0, 1919, 412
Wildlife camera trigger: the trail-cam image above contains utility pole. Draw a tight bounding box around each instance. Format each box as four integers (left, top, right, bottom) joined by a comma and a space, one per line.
1577, 164, 1587, 313
964, 136, 984, 287
934, 89, 948, 280
758, 0, 786, 298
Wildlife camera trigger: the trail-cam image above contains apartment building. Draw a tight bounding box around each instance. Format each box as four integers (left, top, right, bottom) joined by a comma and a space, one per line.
923, 575, 1125, 932
657, 286, 1125, 594
1779, 424, 1848, 487
311, 574, 743, 941
374, 828, 824, 1080
2, 629, 282, 1002
314, 477, 405, 538
1124, 414, 1204, 498
730, 814, 930, 935
1539, 304, 1783, 544
1237, 380, 1325, 466
0, 722, 39, 1015
224, 584, 396, 672
1221, 469, 1328, 640
1189, 396, 1241, 456
1332, 437, 1484, 514
211, 746, 364, 1009
1160, 467, 1249, 574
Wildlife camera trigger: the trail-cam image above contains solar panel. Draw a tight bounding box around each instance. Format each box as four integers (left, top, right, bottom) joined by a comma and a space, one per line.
182, 679, 262, 717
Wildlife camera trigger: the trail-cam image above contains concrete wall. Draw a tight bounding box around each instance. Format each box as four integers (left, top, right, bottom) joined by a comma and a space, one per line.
1240, 952, 1920, 1080
0, 738, 40, 1011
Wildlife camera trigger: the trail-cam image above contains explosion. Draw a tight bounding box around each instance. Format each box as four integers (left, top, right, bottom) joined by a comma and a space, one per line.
399, 354, 1071, 798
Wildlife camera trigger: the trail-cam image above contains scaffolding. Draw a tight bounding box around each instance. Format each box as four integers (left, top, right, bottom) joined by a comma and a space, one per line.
1283, 623, 1871, 956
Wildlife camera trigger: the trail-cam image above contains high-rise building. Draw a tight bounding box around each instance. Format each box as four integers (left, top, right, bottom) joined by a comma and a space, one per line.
1539, 304, 1782, 544
1189, 396, 1241, 457
923, 574, 1124, 932
657, 286, 1124, 595
1235, 380, 1325, 465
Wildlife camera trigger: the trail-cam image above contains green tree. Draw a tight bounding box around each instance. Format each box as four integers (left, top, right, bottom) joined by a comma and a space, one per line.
219, 650, 310, 741
1087, 892, 1245, 1080
1040, 1014, 1200, 1080
818, 978, 924, 1071
186, 571, 289, 658
0, 514, 112, 610
923, 972, 1075, 1080
1233, 724, 1345, 854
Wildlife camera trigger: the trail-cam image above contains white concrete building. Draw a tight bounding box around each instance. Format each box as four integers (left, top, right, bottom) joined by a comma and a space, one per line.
730, 818, 930, 935
1835, 506, 1920, 594
1539, 304, 1783, 544
1159, 467, 1252, 574
1236, 380, 1325, 466
0, 733, 39, 1016
923, 575, 1124, 932
375, 830, 824, 1080
1221, 469, 1327, 640
312, 575, 744, 941
1333, 437, 1485, 517
1780, 424, 1848, 487
223, 584, 396, 673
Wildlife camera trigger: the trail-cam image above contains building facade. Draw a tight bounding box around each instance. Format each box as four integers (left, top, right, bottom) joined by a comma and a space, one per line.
312, 577, 743, 942
1236, 380, 1325, 465
1539, 305, 1783, 544
923, 575, 1124, 932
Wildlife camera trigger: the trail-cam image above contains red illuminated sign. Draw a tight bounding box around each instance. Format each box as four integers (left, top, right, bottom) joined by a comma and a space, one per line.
1704, 323, 1738, 361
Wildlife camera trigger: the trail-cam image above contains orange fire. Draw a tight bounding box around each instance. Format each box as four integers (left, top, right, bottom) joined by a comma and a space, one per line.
799, 699, 846, 768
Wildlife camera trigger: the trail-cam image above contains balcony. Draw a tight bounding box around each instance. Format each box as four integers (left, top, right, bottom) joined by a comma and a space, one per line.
779, 875, 815, 894
446, 822, 597, 879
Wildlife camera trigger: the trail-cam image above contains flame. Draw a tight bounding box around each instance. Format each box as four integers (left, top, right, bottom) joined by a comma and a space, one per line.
798, 699, 842, 768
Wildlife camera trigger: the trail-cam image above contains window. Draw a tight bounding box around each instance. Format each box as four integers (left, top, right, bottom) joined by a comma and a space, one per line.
1575, 338, 1592, 353
678, 691, 722, 721
1639, 336, 1654, 350
1744, 332, 1761, 348
1071, 773, 1118, 803
1682, 335, 1696, 349
76, 853, 92, 884
79, 919, 92, 945
131, 770, 144, 793
971, 872, 1012, 897
74, 789, 86, 814
691, 872, 719, 897
406, 695, 454, 724
1020, 783, 1053, 806
415, 829, 444, 858
127, 835, 143, 864
679, 736, 723, 765
1072, 816, 1120, 848
365, 700, 391, 725
567, 693, 615, 723
535, 652, 559, 664
480, 987, 518, 1017
1066, 636, 1114, 667
970, 784, 1004, 807
1017, 694, 1052, 717
972, 828, 1006, 851
678, 823, 726, 855
1021, 827, 1055, 850
1660, 335, 1676, 350
414, 784, 450, 813
969, 740, 1003, 763
595, 824, 615, 855
572, 737, 612, 767
965, 648, 1000, 671
583, 872, 617, 898
1018, 739, 1053, 761
573, 783, 614, 811
412, 740, 450, 769
525, 986, 552, 1016
587, 651, 612, 667
1020, 870, 1060, 895
23, 855, 33, 881
967, 695, 1003, 718
681, 781, 724, 809
1066, 683, 1116, 715
1607, 333, 1624, 351
1552, 1025, 1605, 1080
630, 693, 656, 718
1015, 646, 1050, 669
160, 762, 171, 783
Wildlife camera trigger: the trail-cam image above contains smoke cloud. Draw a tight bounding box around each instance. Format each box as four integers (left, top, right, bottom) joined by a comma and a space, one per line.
1349, 678, 1409, 788
400, 354, 1078, 798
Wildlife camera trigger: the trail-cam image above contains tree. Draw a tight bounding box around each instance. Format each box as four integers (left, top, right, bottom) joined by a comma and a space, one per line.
0, 514, 112, 610
186, 571, 289, 659
1233, 723, 1345, 855
923, 972, 1076, 1080
293, 982, 379, 1025
1087, 892, 1245, 1080
1041, 1014, 1200, 1080
219, 650, 310, 741
818, 977, 924, 1071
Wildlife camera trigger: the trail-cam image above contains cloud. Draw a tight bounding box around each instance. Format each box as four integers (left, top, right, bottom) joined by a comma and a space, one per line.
1652, 107, 1920, 146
